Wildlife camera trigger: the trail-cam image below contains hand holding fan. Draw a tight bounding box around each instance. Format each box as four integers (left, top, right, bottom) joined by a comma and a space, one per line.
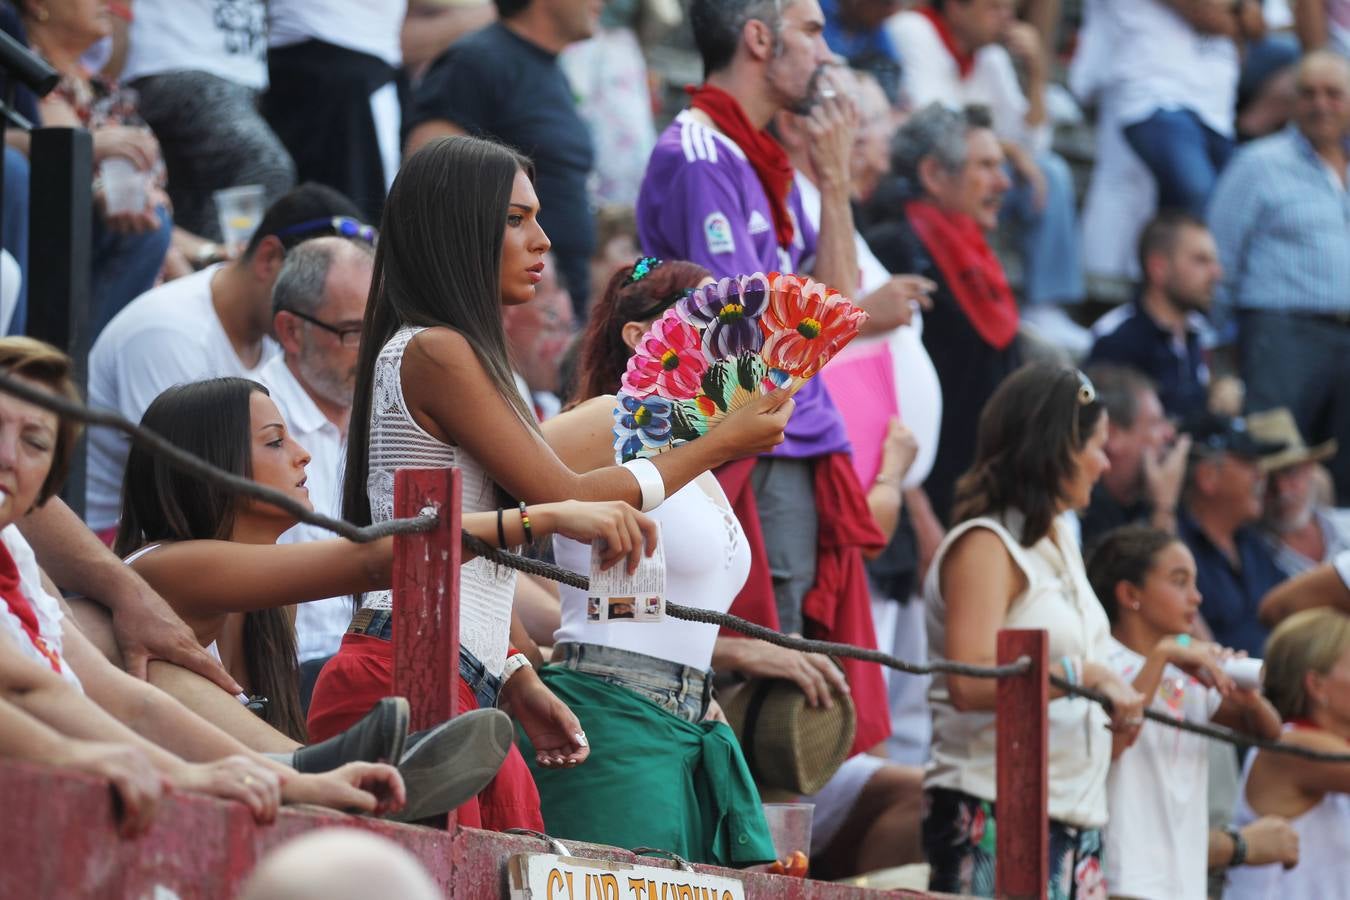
613, 272, 867, 463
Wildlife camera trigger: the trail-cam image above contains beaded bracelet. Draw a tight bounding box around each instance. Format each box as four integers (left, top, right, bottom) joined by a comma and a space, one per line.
519, 501, 533, 546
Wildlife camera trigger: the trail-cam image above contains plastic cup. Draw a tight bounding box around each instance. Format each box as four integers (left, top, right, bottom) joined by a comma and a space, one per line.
762, 802, 813, 876
214, 184, 266, 253
1223, 657, 1263, 691
100, 157, 149, 215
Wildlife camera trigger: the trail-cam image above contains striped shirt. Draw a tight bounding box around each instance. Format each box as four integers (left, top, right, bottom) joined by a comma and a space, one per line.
1209, 126, 1350, 317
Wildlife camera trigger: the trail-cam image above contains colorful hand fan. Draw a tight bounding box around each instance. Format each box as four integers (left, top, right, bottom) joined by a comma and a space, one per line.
613, 272, 867, 463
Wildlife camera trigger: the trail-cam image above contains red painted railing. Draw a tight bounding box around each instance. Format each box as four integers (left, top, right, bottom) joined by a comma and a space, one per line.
0, 467, 1051, 898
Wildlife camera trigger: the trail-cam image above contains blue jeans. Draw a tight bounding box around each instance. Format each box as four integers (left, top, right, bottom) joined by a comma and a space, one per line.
551, 642, 712, 723
350, 608, 504, 709
1123, 108, 1235, 217
90, 204, 172, 338
3, 147, 28, 334
1001, 150, 1085, 307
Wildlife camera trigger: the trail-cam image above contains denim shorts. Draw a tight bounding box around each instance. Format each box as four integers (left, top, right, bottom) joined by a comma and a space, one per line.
551, 642, 712, 723
348, 607, 503, 709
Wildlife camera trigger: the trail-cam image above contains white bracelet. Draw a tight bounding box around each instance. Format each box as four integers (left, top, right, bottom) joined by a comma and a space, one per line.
502, 652, 532, 684
621, 458, 666, 512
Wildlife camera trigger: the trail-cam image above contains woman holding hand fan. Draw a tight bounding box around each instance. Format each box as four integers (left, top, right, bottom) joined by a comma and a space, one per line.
309, 136, 795, 832
532, 256, 865, 865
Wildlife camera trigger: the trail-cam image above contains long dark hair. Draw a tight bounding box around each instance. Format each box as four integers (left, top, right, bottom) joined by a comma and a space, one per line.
571, 258, 712, 403
343, 136, 537, 532
114, 378, 305, 741
952, 363, 1105, 546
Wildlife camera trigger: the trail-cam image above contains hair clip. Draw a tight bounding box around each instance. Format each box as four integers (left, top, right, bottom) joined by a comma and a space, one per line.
625, 256, 663, 285
1075, 370, 1096, 406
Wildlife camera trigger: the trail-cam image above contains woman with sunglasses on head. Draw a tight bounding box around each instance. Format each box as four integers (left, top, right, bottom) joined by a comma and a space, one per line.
922, 363, 1147, 898
308, 136, 793, 831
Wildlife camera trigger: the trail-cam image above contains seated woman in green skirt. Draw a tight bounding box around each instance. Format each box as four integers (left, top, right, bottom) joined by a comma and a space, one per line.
529, 259, 850, 865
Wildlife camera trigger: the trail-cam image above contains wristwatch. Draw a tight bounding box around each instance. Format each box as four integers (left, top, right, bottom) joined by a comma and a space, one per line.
1225, 826, 1248, 867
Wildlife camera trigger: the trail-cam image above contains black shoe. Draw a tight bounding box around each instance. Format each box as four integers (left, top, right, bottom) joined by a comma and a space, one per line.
386, 708, 514, 823
291, 697, 410, 774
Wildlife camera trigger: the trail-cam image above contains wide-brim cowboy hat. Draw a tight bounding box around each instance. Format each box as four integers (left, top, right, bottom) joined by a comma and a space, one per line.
1245, 408, 1337, 473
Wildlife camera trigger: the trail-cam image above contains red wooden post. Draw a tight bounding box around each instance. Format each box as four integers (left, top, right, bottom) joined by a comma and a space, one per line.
996, 628, 1049, 900
392, 467, 462, 829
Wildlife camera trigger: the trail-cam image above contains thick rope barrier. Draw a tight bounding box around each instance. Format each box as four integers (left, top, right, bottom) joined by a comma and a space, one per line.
0, 372, 437, 543
1050, 675, 1350, 763
10, 369, 1350, 763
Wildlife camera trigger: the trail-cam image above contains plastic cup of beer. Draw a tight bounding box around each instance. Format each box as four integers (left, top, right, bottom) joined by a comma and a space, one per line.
100, 157, 150, 216
214, 185, 266, 254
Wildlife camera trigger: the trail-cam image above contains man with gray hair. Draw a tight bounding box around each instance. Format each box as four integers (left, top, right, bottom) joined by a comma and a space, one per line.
259, 236, 375, 705
863, 102, 1018, 524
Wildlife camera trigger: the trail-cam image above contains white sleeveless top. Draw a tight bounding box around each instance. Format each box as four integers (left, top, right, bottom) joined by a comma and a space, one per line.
362, 327, 517, 678
1225, 729, 1350, 899
924, 510, 1113, 828
552, 473, 750, 671
0, 525, 81, 689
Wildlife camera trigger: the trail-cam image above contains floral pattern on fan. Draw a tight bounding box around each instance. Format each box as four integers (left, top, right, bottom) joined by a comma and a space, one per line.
613, 272, 866, 463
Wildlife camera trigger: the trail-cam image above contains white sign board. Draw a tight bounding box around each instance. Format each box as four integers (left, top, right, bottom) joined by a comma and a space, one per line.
508, 853, 746, 900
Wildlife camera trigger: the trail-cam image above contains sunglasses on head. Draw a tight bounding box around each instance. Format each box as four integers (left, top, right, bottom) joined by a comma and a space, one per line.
1075, 370, 1097, 406
275, 216, 378, 246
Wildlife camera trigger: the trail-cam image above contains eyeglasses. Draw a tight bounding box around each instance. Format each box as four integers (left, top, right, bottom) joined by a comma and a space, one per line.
1075, 369, 1097, 406
274, 216, 378, 246
280, 308, 364, 347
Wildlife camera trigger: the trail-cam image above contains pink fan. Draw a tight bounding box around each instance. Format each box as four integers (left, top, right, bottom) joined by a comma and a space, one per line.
613, 272, 867, 463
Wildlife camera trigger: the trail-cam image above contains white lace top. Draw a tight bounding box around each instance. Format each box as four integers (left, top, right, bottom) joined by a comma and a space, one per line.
362, 327, 516, 678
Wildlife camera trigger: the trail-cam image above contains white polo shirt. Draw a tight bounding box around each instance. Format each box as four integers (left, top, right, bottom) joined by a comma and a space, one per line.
257, 354, 352, 663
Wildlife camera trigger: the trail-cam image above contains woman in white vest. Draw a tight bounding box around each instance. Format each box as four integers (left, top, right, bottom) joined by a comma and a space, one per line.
922, 362, 1146, 897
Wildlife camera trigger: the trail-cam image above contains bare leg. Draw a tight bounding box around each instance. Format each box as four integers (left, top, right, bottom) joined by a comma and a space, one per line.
147, 660, 301, 754
812, 764, 925, 879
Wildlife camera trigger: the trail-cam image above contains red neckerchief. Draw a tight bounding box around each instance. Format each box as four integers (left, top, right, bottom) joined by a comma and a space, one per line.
716, 453, 891, 757
686, 83, 796, 248
1288, 717, 1321, 731
0, 541, 61, 674
919, 6, 975, 78
904, 200, 1019, 349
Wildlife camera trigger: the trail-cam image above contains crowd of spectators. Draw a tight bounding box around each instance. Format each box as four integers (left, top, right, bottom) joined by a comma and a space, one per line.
3, 0, 1350, 897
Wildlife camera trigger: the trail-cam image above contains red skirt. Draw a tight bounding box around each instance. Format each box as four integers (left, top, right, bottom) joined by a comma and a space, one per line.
307, 632, 544, 831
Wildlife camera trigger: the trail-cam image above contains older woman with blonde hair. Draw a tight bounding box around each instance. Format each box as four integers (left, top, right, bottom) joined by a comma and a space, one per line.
1226, 607, 1350, 898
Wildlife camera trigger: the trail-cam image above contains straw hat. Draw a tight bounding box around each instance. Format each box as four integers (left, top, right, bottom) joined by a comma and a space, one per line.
721, 677, 856, 800
1245, 408, 1337, 473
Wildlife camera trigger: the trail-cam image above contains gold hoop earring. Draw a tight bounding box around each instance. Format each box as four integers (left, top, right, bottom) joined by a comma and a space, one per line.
34, 5, 50, 22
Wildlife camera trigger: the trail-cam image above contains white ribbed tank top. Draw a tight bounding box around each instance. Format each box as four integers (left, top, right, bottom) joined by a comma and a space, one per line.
361, 326, 516, 678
